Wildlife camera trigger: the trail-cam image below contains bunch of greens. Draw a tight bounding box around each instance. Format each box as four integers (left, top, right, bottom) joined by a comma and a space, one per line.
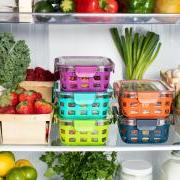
0, 33, 31, 89
111, 27, 161, 80
40, 152, 120, 180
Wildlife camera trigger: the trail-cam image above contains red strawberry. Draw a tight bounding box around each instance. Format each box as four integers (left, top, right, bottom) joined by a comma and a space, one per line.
34, 100, 53, 114
16, 87, 26, 95
35, 92, 42, 100
16, 101, 34, 114
4, 106, 16, 114
0, 91, 18, 107
0, 106, 16, 114
19, 90, 40, 103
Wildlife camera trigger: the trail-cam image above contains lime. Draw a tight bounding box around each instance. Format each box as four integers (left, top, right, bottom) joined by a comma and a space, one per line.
6, 168, 26, 180
21, 166, 38, 180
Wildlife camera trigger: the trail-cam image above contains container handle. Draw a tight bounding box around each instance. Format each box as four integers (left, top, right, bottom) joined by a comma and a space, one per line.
75, 66, 97, 77
74, 93, 96, 105
137, 120, 157, 131
73, 121, 95, 131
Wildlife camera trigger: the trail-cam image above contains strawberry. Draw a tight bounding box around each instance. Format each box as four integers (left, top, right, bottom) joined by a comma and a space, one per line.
16, 87, 25, 95
16, 101, 34, 114
0, 106, 16, 114
35, 92, 42, 100
34, 100, 53, 114
0, 91, 19, 107
19, 90, 41, 103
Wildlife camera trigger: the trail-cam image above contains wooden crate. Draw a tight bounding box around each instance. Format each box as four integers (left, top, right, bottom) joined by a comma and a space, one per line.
19, 81, 54, 102
0, 113, 52, 145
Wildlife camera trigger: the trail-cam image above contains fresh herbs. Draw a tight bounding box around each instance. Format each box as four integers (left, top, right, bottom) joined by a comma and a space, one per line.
0, 33, 31, 89
40, 152, 120, 180
110, 27, 161, 80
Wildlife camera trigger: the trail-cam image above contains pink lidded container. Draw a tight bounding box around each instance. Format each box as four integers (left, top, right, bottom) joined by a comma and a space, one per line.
54, 56, 114, 92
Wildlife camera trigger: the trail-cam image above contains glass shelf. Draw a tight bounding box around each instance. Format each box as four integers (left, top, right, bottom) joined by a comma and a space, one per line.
0, 125, 180, 152
0, 12, 180, 24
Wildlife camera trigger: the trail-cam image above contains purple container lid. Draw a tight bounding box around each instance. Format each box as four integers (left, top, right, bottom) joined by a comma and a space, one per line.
54, 56, 114, 72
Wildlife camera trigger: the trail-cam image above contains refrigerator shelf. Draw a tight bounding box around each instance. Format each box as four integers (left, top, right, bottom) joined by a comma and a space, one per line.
0, 125, 180, 152
0, 12, 180, 24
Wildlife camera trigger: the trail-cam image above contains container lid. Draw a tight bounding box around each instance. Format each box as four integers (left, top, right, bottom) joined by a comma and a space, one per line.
121, 80, 171, 92
122, 160, 152, 176
54, 56, 114, 69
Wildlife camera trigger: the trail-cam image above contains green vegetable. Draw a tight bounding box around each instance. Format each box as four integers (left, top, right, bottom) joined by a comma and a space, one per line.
110, 27, 161, 80
33, 1, 54, 13
40, 152, 120, 180
128, 0, 155, 13
0, 33, 30, 89
60, 0, 75, 13
175, 93, 180, 110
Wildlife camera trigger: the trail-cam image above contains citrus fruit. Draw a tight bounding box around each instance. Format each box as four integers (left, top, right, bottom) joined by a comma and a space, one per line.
0, 153, 15, 177
21, 166, 38, 180
15, 160, 33, 168
6, 167, 26, 180
33, 1, 54, 13
0, 152, 15, 161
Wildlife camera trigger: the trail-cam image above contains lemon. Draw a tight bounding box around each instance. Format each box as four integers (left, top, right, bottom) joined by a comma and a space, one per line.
15, 160, 33, 168
0, 153, 15, 177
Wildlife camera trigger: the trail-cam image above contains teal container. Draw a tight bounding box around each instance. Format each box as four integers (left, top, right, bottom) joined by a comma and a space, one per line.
56, 88, 112, 120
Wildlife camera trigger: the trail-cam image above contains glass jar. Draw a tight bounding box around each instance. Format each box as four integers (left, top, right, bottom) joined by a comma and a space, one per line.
160, 149, 180, 180
121, 160, 152, 180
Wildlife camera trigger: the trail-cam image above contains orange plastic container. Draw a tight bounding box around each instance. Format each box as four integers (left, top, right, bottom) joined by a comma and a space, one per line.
114, 80, 173, 119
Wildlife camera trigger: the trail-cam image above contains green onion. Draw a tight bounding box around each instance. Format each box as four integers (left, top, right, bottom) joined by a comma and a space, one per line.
110, 27, 161, 80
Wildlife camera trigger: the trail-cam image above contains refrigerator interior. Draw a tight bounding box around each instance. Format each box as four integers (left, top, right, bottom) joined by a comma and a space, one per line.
14, 150, 172, 180
0, 23, 179, 180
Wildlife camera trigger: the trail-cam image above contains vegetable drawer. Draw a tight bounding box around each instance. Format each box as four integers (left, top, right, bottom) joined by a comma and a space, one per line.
118, 117, 170, 144
114, 80, 173, 119
54, 56, 114, 92
56, 88, 113, 120
59, 119, 109, 146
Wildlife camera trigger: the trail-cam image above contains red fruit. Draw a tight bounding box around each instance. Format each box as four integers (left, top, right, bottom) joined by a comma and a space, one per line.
16, 87, 26, 95
4, 106, 16, 114
19, 90, 39, 103
16, 101, 34, 114
34, 100, 53, 114
35, 92, 42, 100
0, 91, 18, 107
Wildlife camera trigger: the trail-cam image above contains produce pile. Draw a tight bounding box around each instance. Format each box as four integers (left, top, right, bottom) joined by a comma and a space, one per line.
0, 151, 37, 180
33, 0, 180, 14
40, 152, 120, 180
0, 88, 53, 114
26, 67, 55, 81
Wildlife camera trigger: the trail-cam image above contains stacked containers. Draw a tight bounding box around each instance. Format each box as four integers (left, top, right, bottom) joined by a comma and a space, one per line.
114, 80, 173, 144
54, 56, 114, 145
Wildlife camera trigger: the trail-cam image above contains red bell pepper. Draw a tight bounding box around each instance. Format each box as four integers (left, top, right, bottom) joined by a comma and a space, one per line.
75, 0, 119, 13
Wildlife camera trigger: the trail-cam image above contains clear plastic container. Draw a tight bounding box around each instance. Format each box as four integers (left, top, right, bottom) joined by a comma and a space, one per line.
114, 80, 173, 119
160, 148, 180, 180
121, 160, 152, 180
54, 56, 114, 92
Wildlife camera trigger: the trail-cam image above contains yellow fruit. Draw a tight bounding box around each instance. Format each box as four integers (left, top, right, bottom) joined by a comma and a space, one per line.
155, 0, 180, 13
15, 160, 33, 168
0, 153, 15, 177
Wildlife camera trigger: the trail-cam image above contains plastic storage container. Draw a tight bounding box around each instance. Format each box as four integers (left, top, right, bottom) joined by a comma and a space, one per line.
59, 119, 109, 146
56, 88, 113, 120
114, 80, 173, 119
118, 117, 170, 144
54, 56, 114, 92
121, 160, 152, 180
160, 148, 180, 180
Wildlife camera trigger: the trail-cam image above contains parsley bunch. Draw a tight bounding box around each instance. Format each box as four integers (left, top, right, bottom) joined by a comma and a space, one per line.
40, 152, 120, 180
